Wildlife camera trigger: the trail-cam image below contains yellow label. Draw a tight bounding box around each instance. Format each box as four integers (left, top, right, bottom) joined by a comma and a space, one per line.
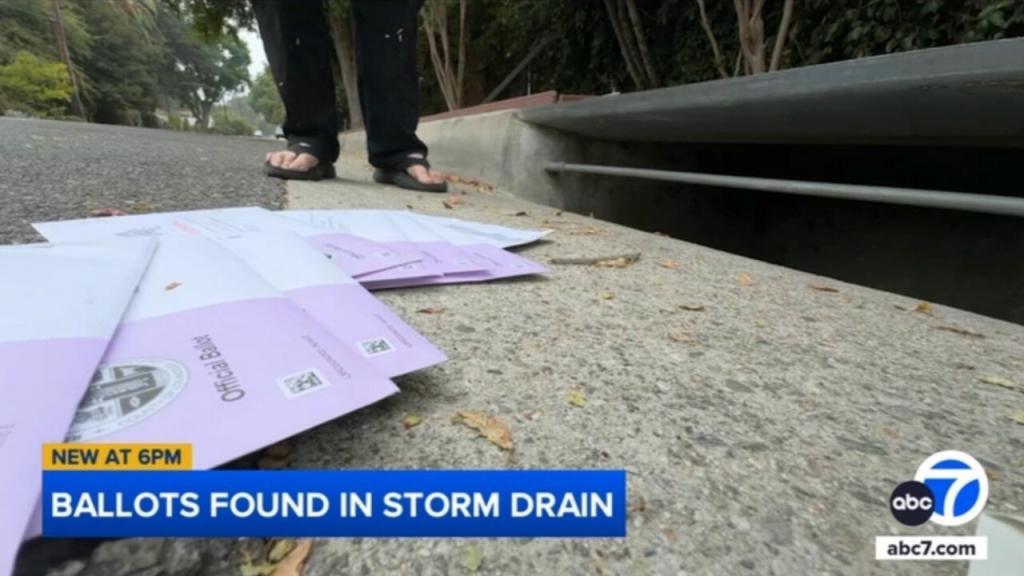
43, 443, 192, 470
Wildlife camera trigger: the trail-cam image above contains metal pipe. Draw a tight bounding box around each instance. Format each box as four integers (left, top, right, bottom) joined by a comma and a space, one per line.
545, 162, 1024, 218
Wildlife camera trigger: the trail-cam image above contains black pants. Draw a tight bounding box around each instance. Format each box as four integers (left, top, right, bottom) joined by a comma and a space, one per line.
252, 0, 427, 169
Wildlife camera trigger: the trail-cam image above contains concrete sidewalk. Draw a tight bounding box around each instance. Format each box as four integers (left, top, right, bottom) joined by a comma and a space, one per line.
285, 163, 1023, 575
44, 160, 1023, 576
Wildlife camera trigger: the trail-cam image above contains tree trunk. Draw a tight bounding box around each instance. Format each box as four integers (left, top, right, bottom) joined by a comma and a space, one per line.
423, 0, 467, 110
696, 0, 728, 79
769, 0, 795, 71
327, 11, 363, 128
603, 0, 645, 90
199, 101, 213, 129
624, 0, 658, 87
50, 0, 85, 118
615, 0, 649, 88
733, 0, 766, 74
456, 0, 466, 102
422, 6, 455, 110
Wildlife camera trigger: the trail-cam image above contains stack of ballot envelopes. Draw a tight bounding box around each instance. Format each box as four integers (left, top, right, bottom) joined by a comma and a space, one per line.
0, 207, 548, 572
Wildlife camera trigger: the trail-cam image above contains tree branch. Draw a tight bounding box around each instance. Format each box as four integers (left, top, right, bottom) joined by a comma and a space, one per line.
615, 0, 649, 87
456, 0, 466, 106
624, 0, 658, 87
422, 9, 455, 110
769, 0, 795, 72
603, 0, 645, 90
695, 0, 728, 79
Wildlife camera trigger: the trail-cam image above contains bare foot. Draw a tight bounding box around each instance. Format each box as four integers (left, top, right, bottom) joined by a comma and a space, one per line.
265, 149, 319, 172
406, 164, 446, 186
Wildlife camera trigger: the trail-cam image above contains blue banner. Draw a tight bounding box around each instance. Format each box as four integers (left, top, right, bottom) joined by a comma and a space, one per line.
43, 470, 626, 537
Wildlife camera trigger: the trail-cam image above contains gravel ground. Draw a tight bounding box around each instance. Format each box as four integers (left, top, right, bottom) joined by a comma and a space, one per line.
25, 159, 1023, 576
0, 117, 284, 244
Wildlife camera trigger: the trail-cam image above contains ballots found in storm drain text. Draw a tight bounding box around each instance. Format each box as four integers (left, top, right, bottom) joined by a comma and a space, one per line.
51, 491, 616, 519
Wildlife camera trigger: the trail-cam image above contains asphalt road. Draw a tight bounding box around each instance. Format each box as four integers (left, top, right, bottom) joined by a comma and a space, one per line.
0, 118, 285, 244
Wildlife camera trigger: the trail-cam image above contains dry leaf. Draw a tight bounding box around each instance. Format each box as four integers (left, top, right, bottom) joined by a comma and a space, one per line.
809, 283, 838, 293
572, 226, 606, 236
669, 331, 694, 343
417, 306, 445, 315
912, 302, 934, 316
979, 375, 1018, 392
403, 414, 423, 430
601, 292, 615, 300
267, 539, 296, 563
514, 211, 528, 217
1011, 410, 1024, 425
736, 273, 754, 286
677, 304, 705, 312
463, 545, 483, 572
656, 259, 679, 270
238, 555, 275, 576
568, 388, 586, 408
444, 174, 492, 191
935, 325, 984, 338
270, 539, 312, 576
452, 411, 514, 451
164, 281, 182, 291
89, 208, 127, 217
442, 200, 455, 210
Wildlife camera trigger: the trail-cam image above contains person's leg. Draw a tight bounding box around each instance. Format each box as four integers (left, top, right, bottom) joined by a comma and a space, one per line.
351, 0, 444, 187
252, 0, 338, 177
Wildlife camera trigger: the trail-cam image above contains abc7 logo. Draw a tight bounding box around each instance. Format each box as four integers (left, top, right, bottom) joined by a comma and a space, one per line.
890, 450, 988, 527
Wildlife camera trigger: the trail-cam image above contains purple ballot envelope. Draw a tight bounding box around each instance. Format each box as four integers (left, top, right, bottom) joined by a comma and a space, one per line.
52, 236, 398, 464
285, 210, 489, 282
361, 213, 549, 290
21, 236, 400, 543
216, 232, 446, 378
0, 240, 155, 576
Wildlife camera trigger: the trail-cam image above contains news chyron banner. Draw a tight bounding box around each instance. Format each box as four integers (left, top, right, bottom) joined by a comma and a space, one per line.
42, 444, 627, 538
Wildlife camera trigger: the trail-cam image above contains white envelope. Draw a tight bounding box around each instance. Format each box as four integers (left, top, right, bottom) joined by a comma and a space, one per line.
413, 213, 551, 248
33, 207, 421, 278
0, 240, 155, 576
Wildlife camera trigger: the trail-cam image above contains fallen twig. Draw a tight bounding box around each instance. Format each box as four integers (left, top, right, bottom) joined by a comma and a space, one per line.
549, 252, 641, 267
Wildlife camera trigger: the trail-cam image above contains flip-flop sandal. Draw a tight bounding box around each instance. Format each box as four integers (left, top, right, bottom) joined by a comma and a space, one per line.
373, 155, 448, 193
264, 139, 337, 181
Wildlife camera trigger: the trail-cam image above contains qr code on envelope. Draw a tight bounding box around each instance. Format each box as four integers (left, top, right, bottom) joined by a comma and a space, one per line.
278, 368, 331, 399
358, 337, 394, 357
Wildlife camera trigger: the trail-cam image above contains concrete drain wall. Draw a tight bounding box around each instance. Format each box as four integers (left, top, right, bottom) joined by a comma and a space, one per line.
339, 112, 1024, 325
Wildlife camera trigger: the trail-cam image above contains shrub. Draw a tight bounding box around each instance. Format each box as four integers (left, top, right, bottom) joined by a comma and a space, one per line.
0, 52, 71, 117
